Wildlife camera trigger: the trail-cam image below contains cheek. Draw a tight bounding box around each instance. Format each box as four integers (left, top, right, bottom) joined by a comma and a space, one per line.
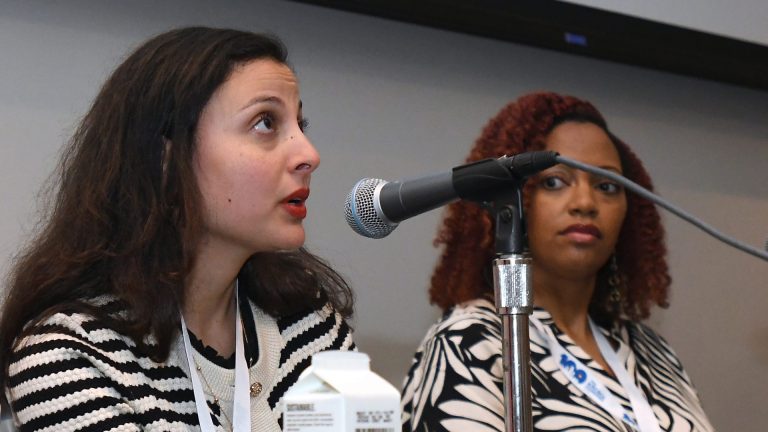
525, 195, 555, 236
225, 161, 276, 207
197, 159, 269, 215
525, 207, 556, 251
604, 202, 628, 243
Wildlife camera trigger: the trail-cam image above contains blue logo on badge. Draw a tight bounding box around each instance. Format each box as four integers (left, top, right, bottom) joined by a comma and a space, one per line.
560, 354, 587, 384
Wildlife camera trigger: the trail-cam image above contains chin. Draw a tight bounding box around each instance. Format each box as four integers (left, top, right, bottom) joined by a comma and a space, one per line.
283, 240, 306, 251
277, 231, 306, 251
551, 250, 607, 271
248, 229, 306, 254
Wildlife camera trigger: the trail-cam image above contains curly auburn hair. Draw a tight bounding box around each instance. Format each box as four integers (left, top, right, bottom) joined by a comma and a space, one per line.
429, 92, 670, 324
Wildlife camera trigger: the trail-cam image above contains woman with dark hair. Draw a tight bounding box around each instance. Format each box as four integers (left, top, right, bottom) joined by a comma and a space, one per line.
401, 92, 713, 431
0, 27, 354, 431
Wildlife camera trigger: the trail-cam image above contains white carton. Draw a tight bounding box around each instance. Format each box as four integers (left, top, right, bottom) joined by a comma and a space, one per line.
283, 351, 400, 432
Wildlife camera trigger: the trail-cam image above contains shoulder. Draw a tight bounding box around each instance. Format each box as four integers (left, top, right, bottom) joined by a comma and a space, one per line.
272, 303, 354, 348
407, 297, 502, 378
620, 319, 687, 370
402, 298, 505, 431
622, 319, 673, 351
10, 298, 137, 362
619, 320, 714, 429
262, 303, 355, 411
8, 298, 168, 386
427, 297, 500, 342
7, 302, 194, 430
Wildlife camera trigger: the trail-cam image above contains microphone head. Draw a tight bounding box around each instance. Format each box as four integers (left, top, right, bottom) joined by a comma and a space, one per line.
344, 178, 398, 239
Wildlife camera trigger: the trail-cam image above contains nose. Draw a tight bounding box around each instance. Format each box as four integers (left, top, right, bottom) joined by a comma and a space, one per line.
292, 132, 320, 174
568, 181, 597, 218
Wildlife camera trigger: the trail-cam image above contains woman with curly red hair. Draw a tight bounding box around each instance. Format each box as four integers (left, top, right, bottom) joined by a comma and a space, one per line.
401, 92, 713, 431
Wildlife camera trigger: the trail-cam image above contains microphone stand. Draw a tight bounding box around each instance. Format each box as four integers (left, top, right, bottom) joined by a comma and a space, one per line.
489, 186, 533, 432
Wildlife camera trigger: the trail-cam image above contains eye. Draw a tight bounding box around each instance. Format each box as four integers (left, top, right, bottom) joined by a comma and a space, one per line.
299, 117, 309, 132
597, 181, 623, 194
540, 175, 567, 190
252, 113, 275, 133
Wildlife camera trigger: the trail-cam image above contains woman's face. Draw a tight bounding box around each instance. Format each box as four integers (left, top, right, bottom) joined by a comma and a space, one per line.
193, 59, 319, 255
526, 121, 627, 281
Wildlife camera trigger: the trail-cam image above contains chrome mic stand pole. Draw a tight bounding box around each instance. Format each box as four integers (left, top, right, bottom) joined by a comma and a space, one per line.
490, 189, 533, 432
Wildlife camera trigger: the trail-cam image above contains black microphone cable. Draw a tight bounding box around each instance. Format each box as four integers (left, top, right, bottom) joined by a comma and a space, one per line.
557, 155, 768, 262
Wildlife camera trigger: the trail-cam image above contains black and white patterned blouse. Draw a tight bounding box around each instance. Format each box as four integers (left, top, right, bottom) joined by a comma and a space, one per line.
401, 298, 713, 432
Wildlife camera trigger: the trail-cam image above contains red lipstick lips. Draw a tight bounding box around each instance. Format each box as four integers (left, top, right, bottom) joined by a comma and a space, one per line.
282, 188, 309, 219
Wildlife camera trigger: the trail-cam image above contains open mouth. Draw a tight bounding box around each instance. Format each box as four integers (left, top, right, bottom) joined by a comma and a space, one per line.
282, 189, 309, 219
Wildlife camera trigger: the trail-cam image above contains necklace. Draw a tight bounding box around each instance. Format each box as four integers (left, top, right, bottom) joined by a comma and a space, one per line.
181, 286, 251, 432
190, 315, 263, 430
192, 357, 234, 432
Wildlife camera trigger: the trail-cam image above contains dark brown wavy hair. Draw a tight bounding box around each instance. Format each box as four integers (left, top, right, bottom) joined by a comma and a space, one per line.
430, 92, 669, 324
0, 27, 354, 391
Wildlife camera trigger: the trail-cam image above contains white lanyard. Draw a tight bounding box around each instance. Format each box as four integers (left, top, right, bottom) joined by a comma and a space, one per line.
181, 287, 251, 432
590, 319, 661, 432
530, 316, 661, 432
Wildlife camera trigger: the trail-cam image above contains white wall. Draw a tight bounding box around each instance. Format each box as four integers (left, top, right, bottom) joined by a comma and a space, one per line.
1, 1, 767, 430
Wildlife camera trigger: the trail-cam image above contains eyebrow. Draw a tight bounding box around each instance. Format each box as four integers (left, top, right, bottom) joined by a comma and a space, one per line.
238, 96, 303, 114
238, 96, 283, 112
553, 164, 623, 175
596, 165, 622, 174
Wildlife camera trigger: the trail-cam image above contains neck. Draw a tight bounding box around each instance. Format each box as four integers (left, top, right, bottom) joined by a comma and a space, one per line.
533, 266, 595, 340
183, 235, 250, 357
532, 264, 617, 376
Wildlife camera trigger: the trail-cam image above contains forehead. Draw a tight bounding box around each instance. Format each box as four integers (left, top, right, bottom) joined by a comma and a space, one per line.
544, 121, 621, 168
211, 59, 299, 109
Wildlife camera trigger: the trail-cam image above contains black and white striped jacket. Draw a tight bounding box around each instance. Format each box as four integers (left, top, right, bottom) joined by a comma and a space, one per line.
6, 297, 354, 431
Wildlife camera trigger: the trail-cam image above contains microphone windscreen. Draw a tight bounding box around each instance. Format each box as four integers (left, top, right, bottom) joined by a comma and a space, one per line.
344, 178, 397, 239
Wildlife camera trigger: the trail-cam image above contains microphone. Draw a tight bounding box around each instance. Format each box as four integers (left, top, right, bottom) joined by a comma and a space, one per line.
344, 151, 559, 238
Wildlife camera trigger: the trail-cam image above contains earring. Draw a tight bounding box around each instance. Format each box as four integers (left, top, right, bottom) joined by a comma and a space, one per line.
608, 254, 622, 305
